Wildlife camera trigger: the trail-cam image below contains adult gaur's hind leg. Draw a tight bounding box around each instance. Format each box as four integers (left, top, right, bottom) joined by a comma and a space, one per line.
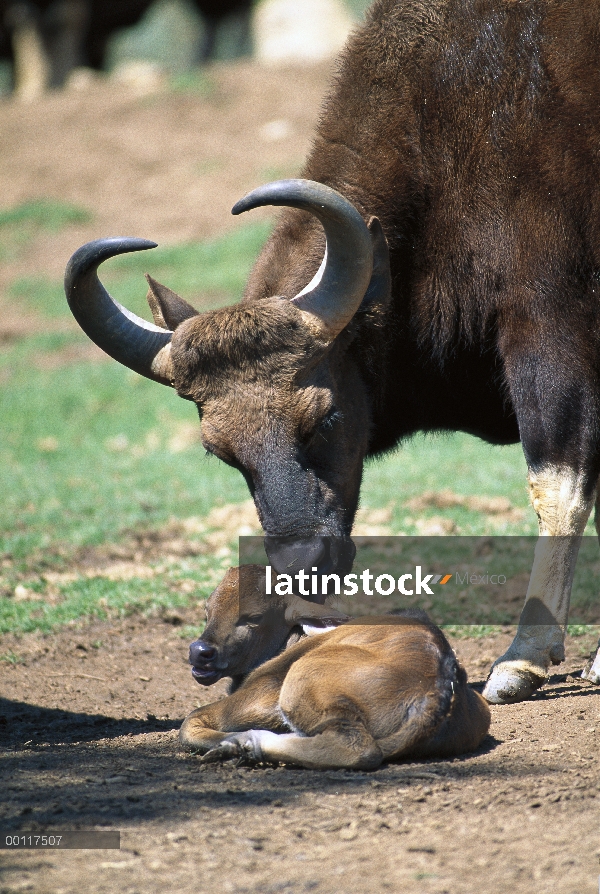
484, 331, 600, 704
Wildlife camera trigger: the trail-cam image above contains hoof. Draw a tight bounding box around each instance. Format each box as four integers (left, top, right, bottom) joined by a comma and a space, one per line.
199, 740, 242, 764
580, 660, 600, 685
482, 661, 546, 704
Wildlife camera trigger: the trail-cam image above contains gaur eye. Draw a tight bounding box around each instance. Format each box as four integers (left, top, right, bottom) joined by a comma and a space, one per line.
299, 407, 342, 452
311, 408, 342, 440
320, 409, 342, 430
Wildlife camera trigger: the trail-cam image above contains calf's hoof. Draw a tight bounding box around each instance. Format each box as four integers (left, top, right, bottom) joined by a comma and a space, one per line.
199, 730, 274, 765
482, 660, 546, 704
199, 739, 243, 764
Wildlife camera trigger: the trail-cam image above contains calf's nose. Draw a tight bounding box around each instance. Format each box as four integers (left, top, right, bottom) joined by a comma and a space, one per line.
189, 640, 217, 666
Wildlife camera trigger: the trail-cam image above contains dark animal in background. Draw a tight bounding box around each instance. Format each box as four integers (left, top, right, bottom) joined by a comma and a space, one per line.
0, 0, 252, 94
180, 566, 491, 769
65, 0, 600, 703
195, 0, 251, 63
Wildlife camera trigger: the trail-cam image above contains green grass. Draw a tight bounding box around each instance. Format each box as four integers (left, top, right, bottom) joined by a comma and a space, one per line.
9, 221, 272, 321
178, 623, 205, 641
362, 434, 534, 534
567, 624, 596, 637
0, 569, 224, 636
0, 198, 92, 263
0, 199, 91, 232
103, 221, 272, 317
169, 70, 215, 96
9, 277, 68, 319
0, 651, 26, 665
0, 217, 598, 637
0, 336, 249, 560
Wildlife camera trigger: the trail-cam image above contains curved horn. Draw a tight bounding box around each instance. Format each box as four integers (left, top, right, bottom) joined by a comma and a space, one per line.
232, 179, 373, 337
64, 237, 174, 386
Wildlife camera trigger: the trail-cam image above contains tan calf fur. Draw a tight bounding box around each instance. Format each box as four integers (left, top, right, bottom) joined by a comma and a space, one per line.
180, 567, 490, 770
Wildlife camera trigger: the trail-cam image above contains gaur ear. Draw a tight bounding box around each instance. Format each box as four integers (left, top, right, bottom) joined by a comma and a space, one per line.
145, 274, 200, 330
359, 216, 391, 311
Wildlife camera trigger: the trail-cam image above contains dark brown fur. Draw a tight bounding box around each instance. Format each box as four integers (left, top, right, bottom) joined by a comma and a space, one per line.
160, 0, 600, 540
148, 2, 600, 700
181, 566, 490, 769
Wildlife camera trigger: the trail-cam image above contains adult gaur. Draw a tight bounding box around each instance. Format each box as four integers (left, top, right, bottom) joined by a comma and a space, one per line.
0, 0, 252, 94
65, 0, 600, 703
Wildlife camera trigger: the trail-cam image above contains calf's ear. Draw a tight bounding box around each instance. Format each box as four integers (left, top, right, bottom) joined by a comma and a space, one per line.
283, 594, 350, 625
145, 274, 200, 330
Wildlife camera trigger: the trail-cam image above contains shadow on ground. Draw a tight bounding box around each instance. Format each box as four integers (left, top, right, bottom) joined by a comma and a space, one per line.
1, 696, 569, 837
0, 697, 180, 746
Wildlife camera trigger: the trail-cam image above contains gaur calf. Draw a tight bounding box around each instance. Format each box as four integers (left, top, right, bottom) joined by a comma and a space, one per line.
180, 566, 491, 770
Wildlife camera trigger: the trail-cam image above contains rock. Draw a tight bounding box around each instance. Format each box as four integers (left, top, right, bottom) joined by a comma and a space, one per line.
339, 820, 358, 840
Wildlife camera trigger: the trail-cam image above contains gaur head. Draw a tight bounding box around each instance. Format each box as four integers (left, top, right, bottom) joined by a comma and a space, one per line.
188, 565, 348, 686
64, 180, 391, 588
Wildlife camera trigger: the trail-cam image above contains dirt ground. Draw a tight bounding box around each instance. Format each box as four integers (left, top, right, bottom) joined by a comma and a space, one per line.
0, 60, 331, 336
1, 63, 600, 894
1, 619, 600, 894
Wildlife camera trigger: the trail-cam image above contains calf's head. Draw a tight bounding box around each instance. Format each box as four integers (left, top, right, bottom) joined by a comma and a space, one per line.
189, 565, 348, 686
64, 180, 390, 583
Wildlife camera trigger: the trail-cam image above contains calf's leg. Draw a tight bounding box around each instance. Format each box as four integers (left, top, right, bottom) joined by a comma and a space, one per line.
180, 637, 325, 752
209, 721, 384, 771
199, 650, 385, 770
179, 675, 286, 752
